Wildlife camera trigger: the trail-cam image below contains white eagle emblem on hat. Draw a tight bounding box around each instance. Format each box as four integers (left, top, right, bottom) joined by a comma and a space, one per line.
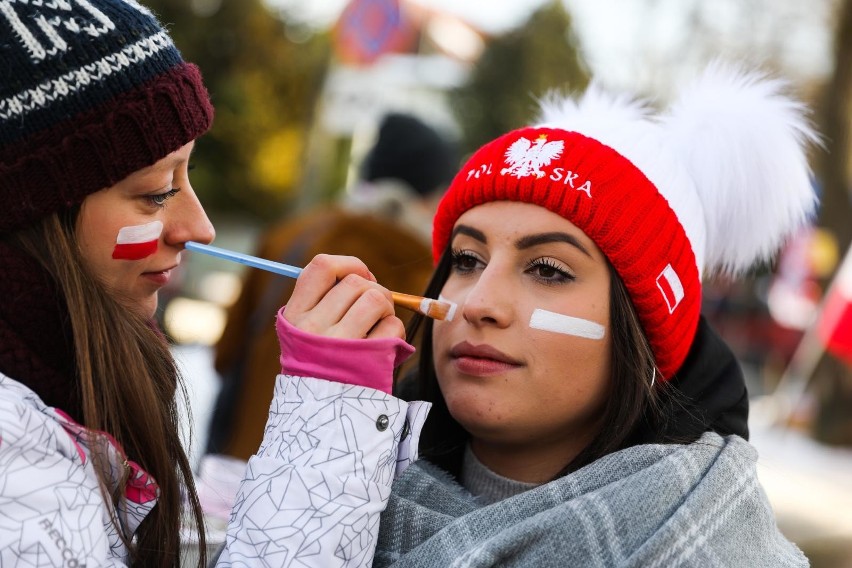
501, 134, 564, 178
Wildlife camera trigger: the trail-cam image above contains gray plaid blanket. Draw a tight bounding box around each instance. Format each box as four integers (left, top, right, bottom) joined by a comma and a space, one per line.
376, 432, 807, 567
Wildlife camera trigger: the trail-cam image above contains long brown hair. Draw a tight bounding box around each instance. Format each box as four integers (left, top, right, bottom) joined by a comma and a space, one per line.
13, 212, 206, 566
398, 246, 681, 479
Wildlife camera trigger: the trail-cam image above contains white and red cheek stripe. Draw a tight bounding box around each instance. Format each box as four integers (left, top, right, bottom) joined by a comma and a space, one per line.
112, 220, 163, 260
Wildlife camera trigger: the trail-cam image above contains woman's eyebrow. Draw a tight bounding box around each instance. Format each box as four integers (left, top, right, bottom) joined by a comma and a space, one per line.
451, 225, 487, 243
516, 232, 592, 258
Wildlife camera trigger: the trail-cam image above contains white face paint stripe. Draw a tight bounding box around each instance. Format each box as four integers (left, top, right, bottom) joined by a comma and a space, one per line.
529, 308, 606, 340
116, 220, 163, 244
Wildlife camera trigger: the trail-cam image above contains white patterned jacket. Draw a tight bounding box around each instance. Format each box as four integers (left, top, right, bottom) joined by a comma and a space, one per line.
0, 374, 158, 565
0, 373, 428, 567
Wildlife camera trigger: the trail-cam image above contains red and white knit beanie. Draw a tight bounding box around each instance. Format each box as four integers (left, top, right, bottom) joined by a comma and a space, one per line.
432, 63, 819, 380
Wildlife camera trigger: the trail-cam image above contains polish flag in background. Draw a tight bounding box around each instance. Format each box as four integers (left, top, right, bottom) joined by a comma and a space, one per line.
112, 220, 163, 260
816, 244, 852, 366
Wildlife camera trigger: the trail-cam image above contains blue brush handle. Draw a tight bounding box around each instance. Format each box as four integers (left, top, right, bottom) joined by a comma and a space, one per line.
185, 241, 303, 279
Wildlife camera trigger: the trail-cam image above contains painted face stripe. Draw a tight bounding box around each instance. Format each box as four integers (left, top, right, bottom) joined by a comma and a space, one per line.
529, 308, 606, 340
112, 220, 163, 260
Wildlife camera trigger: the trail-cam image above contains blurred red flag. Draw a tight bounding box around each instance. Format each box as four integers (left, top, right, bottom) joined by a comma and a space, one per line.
816, 244, 852, 366
333, 0, 416, 65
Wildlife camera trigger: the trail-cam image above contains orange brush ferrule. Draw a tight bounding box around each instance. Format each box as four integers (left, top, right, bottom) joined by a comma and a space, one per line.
391, 292, 457, 321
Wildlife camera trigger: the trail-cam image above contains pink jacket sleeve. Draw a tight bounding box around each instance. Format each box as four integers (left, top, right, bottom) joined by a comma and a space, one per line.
275, 307, 415, 394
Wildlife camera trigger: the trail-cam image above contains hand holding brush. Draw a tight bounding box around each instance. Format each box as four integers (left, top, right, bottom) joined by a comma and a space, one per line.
185, 241, 456, 321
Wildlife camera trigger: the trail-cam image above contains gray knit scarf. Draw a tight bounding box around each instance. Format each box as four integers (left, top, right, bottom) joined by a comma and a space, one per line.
375, 432, 806, 567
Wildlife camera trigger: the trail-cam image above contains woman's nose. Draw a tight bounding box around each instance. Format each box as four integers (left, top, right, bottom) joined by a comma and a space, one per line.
164, 184, 215, 246
459, 264, 514, 328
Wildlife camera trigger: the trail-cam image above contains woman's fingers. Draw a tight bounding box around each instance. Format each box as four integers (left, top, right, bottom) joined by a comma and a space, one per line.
286, 254, 373, 313
285, 254, 403, 340
332, 288, 401, 339
293, 273, 393, 337
365, 313, 407, 341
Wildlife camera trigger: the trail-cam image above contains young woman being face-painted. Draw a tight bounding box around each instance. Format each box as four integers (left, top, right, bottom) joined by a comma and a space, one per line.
432, 201, 612, 483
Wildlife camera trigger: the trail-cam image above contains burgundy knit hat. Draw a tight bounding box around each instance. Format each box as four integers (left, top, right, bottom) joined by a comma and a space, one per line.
0, 0, 213, 234
433, 63, 819, 380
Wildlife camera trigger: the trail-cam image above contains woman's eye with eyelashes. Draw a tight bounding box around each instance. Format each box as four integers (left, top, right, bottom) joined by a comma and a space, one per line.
450, 248, 484, 273
147, 187, 180, 208
525, 257, 575, 285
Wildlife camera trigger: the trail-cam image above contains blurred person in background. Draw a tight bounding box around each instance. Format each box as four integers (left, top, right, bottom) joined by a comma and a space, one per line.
221, 63, 818, 565
204, 112, 459, 461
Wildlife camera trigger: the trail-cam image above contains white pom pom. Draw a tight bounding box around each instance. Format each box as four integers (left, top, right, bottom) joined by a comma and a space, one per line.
536, 82, 655, 152
536, 83, 710, 273
662, 61, 820, 276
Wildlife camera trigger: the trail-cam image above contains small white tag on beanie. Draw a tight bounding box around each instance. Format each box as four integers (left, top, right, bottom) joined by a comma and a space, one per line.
656, 264, 684, 313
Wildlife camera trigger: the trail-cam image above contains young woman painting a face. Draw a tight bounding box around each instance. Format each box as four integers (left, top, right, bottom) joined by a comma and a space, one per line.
263, 63, 817, 566
0, 0, 224, 563
0, 1, 398, 565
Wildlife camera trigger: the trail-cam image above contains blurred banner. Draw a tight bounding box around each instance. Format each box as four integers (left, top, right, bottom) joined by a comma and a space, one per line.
816, 243, 852, 366
333, 0, 416, 65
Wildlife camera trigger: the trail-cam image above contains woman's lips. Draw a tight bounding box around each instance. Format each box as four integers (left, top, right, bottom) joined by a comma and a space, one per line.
141, 267, 173, 286
450, 341, 523, 376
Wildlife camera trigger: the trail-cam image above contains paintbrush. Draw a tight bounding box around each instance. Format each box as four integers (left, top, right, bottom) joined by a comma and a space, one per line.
185, 241, 457, 321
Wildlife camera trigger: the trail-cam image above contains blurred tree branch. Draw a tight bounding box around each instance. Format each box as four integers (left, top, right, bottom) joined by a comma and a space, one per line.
450, 0, 589, 154
817, 0, 852, 255
145, 0, 331, 222
810, 0, 852, 447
